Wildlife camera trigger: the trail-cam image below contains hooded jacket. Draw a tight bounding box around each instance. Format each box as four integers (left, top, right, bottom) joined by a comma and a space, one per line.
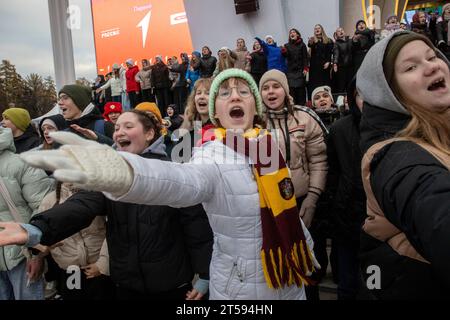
0, 127, 54, 271
356, 32, 450, 298
102, 139, 314, 300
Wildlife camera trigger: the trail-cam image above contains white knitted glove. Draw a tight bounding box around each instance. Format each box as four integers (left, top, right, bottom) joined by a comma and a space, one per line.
21, 132, 133, 196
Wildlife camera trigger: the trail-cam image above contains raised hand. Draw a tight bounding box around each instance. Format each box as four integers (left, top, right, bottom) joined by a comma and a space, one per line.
20, 131, 133, 195
70, 124, 98, 141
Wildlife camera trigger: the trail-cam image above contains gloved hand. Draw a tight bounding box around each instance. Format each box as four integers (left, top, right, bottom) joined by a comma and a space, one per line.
299, 192, 319, 228
186, 278, 209, 300
21, 131, 133, 196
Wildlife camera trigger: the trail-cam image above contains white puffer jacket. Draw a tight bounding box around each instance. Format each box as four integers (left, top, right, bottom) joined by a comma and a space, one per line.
107, 140, 315, 300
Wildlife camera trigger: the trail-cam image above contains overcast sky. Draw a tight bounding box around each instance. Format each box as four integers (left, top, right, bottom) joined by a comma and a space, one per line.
0, 0, 97, 81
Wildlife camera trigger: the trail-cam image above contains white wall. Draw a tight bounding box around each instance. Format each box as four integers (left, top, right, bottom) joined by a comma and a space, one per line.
183, 0, 340, 53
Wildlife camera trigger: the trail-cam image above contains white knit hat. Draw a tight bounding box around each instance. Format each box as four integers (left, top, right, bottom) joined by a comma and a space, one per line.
265, 35, 274, 42
125, 58, 134, 65
311, 86, 334, 106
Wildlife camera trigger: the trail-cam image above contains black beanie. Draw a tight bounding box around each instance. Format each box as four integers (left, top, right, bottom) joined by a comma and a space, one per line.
383, 32, 433, 84
59, 84, 92, 111
355, 20, 366, 29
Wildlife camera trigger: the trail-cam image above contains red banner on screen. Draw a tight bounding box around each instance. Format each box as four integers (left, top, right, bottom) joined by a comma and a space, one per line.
91, 0, 193, 73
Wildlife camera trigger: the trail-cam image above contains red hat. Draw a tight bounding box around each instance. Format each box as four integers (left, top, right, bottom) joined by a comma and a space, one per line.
103, 102, 123, 121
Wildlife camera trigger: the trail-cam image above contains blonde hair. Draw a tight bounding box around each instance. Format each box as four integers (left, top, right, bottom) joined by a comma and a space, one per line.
181, 78, 212, 130
314, 24, 332, 44
217, 50, 235, 73
393, 73, 450, 157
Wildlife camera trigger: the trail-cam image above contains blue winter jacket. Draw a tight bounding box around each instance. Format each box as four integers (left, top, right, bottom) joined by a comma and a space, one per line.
255, 37, 287, 73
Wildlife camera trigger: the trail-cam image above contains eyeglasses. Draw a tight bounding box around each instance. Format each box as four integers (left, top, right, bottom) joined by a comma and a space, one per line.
217, 86, 252, 100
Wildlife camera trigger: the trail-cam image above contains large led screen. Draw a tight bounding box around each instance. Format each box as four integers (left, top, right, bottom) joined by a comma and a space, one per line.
91, 0, 193, 73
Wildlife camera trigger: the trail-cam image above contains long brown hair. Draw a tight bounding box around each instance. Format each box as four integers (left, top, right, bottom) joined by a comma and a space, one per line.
218, 50, 235, 73
392, 57, 450, 157
182, 78, 212, 130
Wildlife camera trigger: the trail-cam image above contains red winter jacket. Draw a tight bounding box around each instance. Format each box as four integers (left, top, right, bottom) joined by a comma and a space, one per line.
125, 65, 141, 93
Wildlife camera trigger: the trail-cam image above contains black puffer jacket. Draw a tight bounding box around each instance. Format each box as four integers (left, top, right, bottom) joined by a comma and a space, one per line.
199, 54, 217, 78
151, 62, 171, 89
436, 20, 450, 60
352, 28, 375, 73
333, 37, 352, 67
31, 150, 213, 294
359, 104, 450, 299
357, 32, 450, 299
326, 78, 365, 243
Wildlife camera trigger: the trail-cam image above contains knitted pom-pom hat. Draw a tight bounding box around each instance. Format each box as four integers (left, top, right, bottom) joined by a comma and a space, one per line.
208, 68, 262, 126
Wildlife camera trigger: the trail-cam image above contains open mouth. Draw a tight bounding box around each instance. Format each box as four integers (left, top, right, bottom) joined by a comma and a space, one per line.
267, 96, 277, 103
229, 106, 245, 118
197, 101, 208, 108
117, 139, 131, 148
428, 78, 446, 91
60, 107, 68, 113
319, 101, 328, 107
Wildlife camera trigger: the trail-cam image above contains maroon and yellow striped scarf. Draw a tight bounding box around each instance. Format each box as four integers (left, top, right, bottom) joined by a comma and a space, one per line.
211, 128, 316, 289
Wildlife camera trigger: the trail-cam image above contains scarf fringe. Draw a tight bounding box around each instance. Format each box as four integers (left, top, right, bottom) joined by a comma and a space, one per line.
261, 240, 316, 289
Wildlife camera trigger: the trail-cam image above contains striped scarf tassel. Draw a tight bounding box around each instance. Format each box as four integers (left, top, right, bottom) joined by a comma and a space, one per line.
261, 240, 317, 289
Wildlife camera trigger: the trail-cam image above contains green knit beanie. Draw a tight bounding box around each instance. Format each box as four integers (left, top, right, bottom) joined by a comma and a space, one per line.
383, 32, 432, 84
59, 84, 92, 111
2, 108, 31, 132
209, 68, 263, 126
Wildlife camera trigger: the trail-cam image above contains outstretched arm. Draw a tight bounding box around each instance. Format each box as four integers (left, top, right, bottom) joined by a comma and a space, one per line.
20, 131, 219, 209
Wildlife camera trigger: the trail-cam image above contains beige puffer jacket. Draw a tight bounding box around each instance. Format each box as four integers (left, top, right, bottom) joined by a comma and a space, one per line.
38, 183, 109, 273
233, 49, 250, 71
266, 107, 328, 198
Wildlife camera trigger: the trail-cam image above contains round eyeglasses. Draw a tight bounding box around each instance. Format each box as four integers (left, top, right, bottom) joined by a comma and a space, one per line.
217, 86, 252, 100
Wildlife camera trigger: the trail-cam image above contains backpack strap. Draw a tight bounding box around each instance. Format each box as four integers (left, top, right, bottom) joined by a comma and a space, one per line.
361, 137, 435, 264
293, 105, 329, 135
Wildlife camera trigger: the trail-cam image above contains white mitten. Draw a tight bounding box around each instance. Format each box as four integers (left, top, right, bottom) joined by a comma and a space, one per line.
21, 132, 133, 196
